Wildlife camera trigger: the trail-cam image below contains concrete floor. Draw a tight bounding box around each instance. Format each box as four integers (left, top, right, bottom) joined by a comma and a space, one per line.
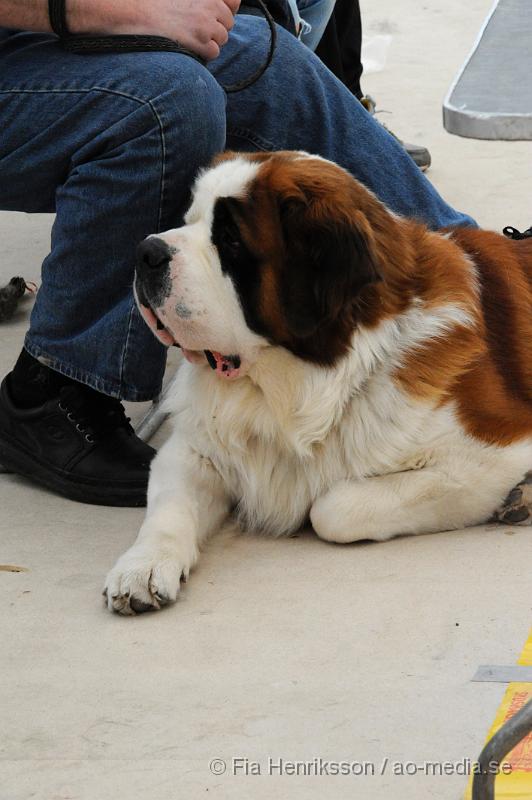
1, 1, 531, 798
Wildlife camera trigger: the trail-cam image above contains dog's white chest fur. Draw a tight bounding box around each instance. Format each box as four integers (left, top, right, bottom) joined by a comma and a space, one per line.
169, 347, 451, 535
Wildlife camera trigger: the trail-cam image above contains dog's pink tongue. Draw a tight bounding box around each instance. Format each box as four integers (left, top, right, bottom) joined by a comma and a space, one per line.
212, 351, 240, 378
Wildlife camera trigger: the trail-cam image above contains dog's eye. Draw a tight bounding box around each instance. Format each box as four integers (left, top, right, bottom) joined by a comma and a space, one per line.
219, 226, 241, 257
212, 197, 247, 266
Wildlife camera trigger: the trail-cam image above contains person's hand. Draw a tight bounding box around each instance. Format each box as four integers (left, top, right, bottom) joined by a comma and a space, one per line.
131, 0, 241, 61
75, 0, 242, 62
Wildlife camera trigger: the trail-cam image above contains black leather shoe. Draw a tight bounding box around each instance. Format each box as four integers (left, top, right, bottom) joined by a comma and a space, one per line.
0, 376, 155, 507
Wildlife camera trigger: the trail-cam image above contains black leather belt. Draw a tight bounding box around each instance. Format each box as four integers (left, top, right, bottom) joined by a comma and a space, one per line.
47, 0, 277, 93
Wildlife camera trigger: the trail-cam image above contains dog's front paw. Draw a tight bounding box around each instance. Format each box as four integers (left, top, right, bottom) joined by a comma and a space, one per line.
103, 545, 188, 616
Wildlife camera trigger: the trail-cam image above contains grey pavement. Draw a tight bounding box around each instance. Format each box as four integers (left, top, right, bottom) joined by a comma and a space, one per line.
1, 1, 531, 798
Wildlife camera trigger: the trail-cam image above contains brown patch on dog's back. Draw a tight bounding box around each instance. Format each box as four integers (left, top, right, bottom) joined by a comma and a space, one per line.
393, 226, 532, 445
449, 229, 532, 445
214, 151, 532, 447
392, 230, 482, 403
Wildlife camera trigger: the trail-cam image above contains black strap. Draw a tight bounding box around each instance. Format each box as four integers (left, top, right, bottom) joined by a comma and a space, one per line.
48, 0, 277, 94
503, 225, 532, 240
61, 33, 205, 65
223, 1, 277, 94
48, 0, 69, 37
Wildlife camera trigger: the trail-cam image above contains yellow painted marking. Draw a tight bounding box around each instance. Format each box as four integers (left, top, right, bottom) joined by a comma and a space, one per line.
517, 628, 532, 667
465, 628, 532, 798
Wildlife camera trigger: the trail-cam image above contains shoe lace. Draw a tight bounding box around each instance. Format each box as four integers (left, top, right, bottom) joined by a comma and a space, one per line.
58, 385, 133, 443
360, 94, 404, 144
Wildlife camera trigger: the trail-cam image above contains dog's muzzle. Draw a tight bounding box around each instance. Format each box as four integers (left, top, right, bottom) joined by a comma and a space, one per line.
134, 237, 243, 379
135, 237, 176, 346
136, 237, 173, 281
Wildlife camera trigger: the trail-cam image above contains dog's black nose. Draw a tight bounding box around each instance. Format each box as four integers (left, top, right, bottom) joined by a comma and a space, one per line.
136, 237, 172, 271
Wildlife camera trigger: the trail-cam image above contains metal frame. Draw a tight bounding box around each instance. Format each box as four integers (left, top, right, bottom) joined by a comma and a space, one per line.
134, 368, 182, 442
443, 0, 532, 140
472, 697, 532, 799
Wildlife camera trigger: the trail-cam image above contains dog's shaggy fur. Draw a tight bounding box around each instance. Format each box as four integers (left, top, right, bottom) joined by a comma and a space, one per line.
104, 152, 532, 615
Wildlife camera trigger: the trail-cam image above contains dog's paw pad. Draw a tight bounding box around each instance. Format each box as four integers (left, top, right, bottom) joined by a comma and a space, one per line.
129, 596, 159, 614
103, 552, 184, 616
492, 472, 532, 527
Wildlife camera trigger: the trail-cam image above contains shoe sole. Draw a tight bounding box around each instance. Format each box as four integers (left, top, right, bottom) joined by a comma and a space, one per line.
0, 434, 147, 507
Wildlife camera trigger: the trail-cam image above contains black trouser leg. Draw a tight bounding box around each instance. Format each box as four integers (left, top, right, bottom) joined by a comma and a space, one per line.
315, 0, 363, 99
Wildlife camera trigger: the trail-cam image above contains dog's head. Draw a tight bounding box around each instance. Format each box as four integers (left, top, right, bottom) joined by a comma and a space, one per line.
135, 151, 391, 378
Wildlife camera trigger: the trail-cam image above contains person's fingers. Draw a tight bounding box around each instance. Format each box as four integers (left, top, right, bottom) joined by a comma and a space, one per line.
194, 16, 218, 45
160, 0, 237, 61
201, 39, 221, 61
216, 2, 236, 32
224, 0, 241, 15
211, 21, 229, 47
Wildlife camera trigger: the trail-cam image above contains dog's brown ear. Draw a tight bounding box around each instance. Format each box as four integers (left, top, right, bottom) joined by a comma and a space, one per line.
279, 196, 382, 338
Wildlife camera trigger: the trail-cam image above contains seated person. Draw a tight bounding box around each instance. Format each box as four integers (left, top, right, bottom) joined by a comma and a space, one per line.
0, 0, 474, 506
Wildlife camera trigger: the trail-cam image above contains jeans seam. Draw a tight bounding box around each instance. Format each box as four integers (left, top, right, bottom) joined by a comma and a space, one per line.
119, 303, 136, 399
144, 99, 166, 231
0, 86, 166, 227
1, 85, 162, 105
23, 339, 160, 402
226, 125, 276, 152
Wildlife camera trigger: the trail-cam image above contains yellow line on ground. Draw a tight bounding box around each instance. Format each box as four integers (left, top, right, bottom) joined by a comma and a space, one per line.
464, 627, 532, 798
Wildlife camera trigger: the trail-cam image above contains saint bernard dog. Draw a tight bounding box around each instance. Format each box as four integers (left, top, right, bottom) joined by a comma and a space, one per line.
104, 151, 532, 615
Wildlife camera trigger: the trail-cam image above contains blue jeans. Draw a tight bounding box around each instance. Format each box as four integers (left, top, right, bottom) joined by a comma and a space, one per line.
295, 0, 337, 50
0, 16, 476, 401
